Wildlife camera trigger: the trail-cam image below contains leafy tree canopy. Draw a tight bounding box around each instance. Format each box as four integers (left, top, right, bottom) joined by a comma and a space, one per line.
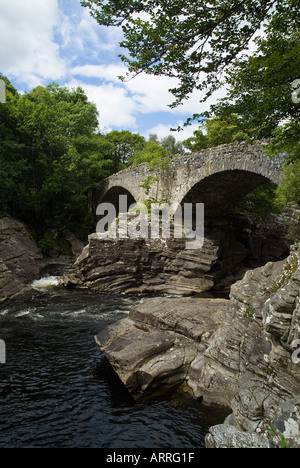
81, 0, 294, 108
211, 2, 300, 159
0, 79, 113, 239
132, 134, 184, 166
0, 77, 186, 244
132, 140, 168, 167
104, 129, 145, 170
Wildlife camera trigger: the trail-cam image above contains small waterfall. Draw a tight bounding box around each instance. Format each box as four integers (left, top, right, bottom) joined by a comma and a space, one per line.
32, 259, 72, 291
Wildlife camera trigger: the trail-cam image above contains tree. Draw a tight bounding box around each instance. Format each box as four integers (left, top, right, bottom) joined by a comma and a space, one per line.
132, 140, 168, 167
81, 0, 286, 108
183, 115, 252, 151
0, 77, 27, 214
104, 130, 145, 170
208, 1, 300, 213
276, 162, 300, 206
160, 135, 184, 155
11, 84, 102, 224
0, 80, 114, 239
212, 4, 300, 149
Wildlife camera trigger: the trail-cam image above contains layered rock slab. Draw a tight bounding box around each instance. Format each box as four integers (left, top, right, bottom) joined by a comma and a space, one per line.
95, 297, 228, 395
67, 213, 289, 296
203, 245, 300, 448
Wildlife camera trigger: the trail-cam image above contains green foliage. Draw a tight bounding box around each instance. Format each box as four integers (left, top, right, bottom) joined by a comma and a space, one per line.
139, 175, 158, 195
160, 135, 184, 155
236, 183, 280, 219
0, 79, 116, 242
262, 419, 288, 448
38, 234, 56, 256
276, 162, 300, 206
265, 122, 300, 163
183, 115, 252, 152
0, 77, 27, 213
132, 140, 169, 168
211, 2, 300, 154
81, 0, 280, 108
0, 77, 185, 245
133, 134, 182, 166
104, 130, 145, 170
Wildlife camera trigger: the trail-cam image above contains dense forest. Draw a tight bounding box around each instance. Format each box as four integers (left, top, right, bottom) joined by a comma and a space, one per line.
1, 0, 299, 253
0, 77, 185, 248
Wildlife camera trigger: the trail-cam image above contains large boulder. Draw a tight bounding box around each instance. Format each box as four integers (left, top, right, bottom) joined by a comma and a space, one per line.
202, 244, 300, 448
95, 297, 228, 395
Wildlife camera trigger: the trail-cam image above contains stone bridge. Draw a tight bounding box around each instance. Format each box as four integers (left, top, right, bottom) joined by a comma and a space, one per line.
99, 140, 285, 216
74, 140, 289, 296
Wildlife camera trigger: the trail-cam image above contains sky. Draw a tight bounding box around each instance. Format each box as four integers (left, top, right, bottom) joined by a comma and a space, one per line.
0, 0, 227, 141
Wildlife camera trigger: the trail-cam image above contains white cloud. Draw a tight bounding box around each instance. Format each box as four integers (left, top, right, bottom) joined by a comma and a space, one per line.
68, 65, 227, 136
124, 73, 178, 113
0, 0, 66, 87
59, 7, 123, 55
71, 64, 208, 118
146, 122, 201, 142
123, 71, 228, 117
72, 64, 127, 84
0, 0, 230, 136
71, 63, 188, 114
67, 80, 139, 130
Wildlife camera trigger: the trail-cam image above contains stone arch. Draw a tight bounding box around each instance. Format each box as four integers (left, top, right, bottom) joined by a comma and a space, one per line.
99, 186, 137, 217
171, 142, 283, 214
99, 163, 152, 208
179, 169, 273, 217
174, 163, 288, 292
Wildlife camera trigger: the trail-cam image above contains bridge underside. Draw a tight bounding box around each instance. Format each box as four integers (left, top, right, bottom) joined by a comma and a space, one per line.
99, 186, 137, 216
180, 170, 271, 217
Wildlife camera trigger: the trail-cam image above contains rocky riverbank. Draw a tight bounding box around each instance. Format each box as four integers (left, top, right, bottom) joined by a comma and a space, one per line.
95, 244, 300, 448
0, 217, 45, 302
66, 213, 290, 295
0, 217, 84, 302
1, 215, 299, 447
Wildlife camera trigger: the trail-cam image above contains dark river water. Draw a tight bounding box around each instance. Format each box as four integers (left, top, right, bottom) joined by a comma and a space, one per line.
0, 270, 226, 448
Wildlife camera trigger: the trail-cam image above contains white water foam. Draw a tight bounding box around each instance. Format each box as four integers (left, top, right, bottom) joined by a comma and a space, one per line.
32, 276, 61, 291
0, 309, 9, 316
15, 309, 33, 318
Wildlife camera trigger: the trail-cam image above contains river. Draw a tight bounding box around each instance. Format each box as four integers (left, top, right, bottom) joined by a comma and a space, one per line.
0, 264, 226, 448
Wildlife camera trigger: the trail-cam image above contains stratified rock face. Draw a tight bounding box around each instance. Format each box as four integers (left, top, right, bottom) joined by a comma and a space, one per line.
74, 236, 218, 295
95, 297, 228, 395
205, 425, 271, 449
71, 214, 289, 296
0, 217, 45, 301
201, 245, 300, 448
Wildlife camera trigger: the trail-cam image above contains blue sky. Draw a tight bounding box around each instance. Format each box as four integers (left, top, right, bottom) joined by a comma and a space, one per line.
0, 0, 226, 140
